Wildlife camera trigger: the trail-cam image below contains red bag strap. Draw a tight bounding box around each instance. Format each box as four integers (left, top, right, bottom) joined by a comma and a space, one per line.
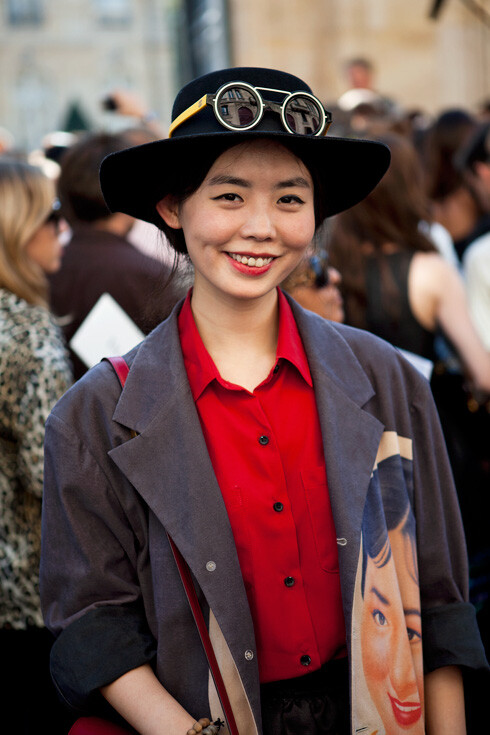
105, 356, 131, 386
104, 356, 239, 735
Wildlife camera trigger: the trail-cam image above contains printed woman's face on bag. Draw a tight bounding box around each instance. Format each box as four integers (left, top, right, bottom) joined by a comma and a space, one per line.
361, 511, 424, 734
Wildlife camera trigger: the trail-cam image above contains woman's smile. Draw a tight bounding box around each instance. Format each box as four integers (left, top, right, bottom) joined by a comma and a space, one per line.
227, 251, 275, 275
388, 693, 422, 727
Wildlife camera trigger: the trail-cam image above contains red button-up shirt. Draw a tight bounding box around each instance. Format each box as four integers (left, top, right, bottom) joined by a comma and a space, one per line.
178, 289, 346, 682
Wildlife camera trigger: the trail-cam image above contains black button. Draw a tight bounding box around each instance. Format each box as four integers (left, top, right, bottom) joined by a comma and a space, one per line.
300, 655, 311, 666
273, 363, 280, 374
284, 576, 295, 587
273, 502, 284, 512
258, 435, 269, 446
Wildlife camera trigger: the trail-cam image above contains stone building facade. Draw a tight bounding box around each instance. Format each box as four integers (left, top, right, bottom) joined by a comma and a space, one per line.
0, 0, 488, 151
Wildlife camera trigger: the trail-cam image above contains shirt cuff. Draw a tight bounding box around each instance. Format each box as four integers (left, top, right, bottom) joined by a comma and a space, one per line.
50, 603, 157, 711
422, 601, 489, 673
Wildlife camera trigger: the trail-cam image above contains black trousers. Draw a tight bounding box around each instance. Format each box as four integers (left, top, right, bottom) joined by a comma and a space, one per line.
260, 657, 350, 735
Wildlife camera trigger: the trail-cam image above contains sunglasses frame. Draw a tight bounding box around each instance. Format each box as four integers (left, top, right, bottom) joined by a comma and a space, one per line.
169, 81, 332, 138
45, 199, 62, 229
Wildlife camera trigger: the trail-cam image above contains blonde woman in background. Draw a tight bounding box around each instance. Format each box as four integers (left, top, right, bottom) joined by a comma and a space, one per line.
0, 159, 73, 734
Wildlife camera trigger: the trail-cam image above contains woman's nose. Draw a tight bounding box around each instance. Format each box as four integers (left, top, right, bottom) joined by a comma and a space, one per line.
240, 207, 276, 240
391, 628, 418, 700
327, 266, 341, 285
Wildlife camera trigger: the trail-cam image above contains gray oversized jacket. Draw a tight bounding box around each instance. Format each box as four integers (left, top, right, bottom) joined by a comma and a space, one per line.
40, 296, 487, 735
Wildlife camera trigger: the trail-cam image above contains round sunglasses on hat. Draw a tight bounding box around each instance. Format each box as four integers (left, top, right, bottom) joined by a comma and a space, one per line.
169, 81, 332, 138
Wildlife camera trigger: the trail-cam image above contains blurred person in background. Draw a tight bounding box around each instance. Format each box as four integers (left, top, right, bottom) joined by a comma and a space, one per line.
337, 57, 399, 126
422, 109, 479, 259
102, 87, 164, 138
459, 122, 490, 352
281, 249, 344, 323
328, 132, 490, 388
49, 131, 186, 380
0, 159, 73, 733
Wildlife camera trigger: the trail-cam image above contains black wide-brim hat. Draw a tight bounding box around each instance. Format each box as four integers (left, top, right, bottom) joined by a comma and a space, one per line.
100, 67, 391, 227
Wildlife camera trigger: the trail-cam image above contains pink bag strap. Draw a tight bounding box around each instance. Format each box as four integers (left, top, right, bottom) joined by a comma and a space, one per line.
104, 356, 239, 735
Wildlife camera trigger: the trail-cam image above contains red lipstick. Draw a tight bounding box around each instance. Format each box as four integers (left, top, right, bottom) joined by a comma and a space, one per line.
226, 252, 274, 276
388, 693, 422, 727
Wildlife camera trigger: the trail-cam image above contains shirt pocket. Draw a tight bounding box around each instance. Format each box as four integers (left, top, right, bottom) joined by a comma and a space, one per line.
301, 467, 339, 573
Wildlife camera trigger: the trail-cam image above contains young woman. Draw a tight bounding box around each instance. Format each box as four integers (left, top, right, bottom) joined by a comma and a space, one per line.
0, 159, 73, 733
40, 68, 487, 735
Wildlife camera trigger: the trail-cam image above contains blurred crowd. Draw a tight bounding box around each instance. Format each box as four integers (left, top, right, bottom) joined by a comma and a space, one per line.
1, 58, 490, 732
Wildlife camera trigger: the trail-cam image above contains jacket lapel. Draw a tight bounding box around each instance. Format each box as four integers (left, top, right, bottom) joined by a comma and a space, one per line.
107, 310, 258, 695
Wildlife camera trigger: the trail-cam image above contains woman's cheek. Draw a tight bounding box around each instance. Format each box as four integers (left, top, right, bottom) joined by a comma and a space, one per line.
362, 615, 391, 684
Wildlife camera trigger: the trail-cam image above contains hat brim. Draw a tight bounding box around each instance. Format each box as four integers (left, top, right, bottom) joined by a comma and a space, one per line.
100, 130, 390, 228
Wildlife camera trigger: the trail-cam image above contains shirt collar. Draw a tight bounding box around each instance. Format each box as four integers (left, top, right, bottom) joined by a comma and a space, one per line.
276, 288, 312, 386
178, 287, 312, 401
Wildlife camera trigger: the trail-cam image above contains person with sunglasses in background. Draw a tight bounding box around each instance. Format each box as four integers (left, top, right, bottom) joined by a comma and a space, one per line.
281, 250, 344, 324
0, 159, 73, 734
40, 68, 487, 735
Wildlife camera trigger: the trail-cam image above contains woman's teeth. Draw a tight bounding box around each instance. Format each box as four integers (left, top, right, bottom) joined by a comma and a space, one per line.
229, 253, 273, 268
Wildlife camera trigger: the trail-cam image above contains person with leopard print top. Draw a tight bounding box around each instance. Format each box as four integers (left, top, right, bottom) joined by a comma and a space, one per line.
0, 159, 73, 733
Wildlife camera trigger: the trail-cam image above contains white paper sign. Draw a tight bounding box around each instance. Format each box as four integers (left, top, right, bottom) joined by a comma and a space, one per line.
70, 293, 144, 368
397, 348, 434, 381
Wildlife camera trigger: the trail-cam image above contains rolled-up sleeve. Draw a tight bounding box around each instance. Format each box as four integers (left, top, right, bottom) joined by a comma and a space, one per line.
50, 603, 156, 710
40, 410, 155, 710
410, 377, 488, 673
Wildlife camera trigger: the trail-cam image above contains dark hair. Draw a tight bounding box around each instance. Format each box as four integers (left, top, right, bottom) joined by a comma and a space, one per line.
454, 121, 490, 172
58, 132, 135, 226
156, 137, 329, 256
329, 132, 436, 330
422, 109, 477, 201
360, 456, 416, 597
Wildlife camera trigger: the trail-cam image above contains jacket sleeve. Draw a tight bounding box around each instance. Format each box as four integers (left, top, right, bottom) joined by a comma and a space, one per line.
40, 409, 156, 712
409, 375, 488, 673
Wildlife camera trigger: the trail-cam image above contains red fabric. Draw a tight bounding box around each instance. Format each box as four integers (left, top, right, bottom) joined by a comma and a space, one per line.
178, 289, 346, 683
69, 717, 131, 735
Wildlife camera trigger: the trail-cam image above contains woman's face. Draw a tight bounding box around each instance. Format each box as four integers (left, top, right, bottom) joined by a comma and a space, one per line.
157, 139, 316, 307
25, 216, 64, 274
361, 517, 424, 734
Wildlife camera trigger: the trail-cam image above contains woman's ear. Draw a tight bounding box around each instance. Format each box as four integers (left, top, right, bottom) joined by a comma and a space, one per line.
156, 195, 182, 229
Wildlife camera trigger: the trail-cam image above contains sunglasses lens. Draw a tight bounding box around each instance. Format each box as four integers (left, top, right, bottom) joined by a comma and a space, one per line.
215, 85, 262, 129
309, 255, 329, 288
46, 200, 62, 228
284, 94, 324, 135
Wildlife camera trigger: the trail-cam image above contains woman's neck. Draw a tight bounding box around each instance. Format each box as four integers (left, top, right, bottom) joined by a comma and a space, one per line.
190, 284, 279, 392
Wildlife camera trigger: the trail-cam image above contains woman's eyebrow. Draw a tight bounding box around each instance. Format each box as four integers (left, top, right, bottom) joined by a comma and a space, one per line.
403, 608, 421, 617
206, 175, 311, 189
371, 586, 390, 606
207, 174, 250, 187
275, 177, 311, 189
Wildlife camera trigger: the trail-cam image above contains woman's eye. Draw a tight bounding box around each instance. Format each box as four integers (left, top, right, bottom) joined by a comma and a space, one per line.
214, 193, 241, 202
406, 626, 421, 642
279, 195, 304, 204
373, 609, 387, 627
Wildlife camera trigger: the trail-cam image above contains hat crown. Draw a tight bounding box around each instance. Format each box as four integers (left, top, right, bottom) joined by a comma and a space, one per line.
172, 67, 313, 122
